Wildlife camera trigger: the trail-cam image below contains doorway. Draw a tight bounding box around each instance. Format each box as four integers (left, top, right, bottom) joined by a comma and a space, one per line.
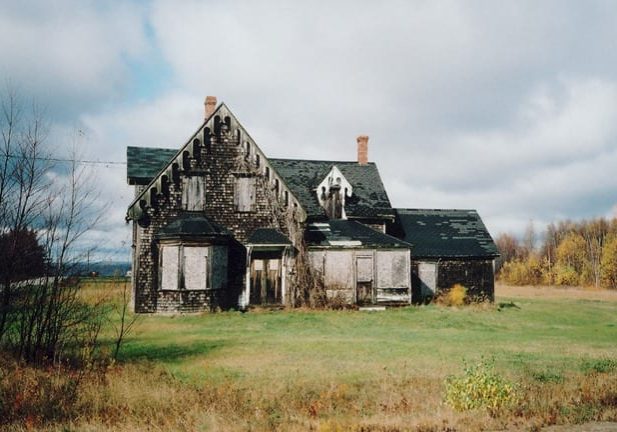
418, 262, 437, 299
250, 251, 282, 305
356, 255, 374, 305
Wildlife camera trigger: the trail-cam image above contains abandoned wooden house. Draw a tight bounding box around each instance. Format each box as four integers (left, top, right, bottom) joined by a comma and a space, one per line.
125, 97, 499, 313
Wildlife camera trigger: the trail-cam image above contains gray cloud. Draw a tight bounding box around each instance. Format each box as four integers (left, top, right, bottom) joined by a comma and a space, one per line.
0, 0, 151, 120
3, 0, 617, 258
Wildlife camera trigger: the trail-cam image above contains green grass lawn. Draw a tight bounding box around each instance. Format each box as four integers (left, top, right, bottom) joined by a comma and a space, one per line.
32, 281, 611, 431
117, 290, 617, 387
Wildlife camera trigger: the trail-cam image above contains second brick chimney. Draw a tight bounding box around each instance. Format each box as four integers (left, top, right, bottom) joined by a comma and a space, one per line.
357, 135, 369, 165
204, 96, 217, 120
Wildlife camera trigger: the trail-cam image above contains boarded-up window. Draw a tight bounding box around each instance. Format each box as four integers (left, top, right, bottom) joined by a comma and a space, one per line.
376, 251, 409, 288
234, 177, 256, 212
183, 246, 209, 290
160, 245, 179, 290
356, 256, 373, 282
308, 251, 325, 276
182, 176, 206, 211
324, 250, 353, 289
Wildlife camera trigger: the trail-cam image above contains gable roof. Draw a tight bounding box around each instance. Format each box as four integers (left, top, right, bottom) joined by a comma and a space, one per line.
126, 152, 394, 222
306, 220, 412, 249
395, 209, 499, 259
127, 146, 178, 185
269, 159, 394, 220
125, 103, 306, 224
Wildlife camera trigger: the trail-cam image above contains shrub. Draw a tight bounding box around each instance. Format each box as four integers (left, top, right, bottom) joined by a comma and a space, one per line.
530, 370, 564, 384
581, 357, 617, 374
437, 284, 468, 306
554, 264, 580, 286
499, 255, 545, 285
445, 359, 519, 413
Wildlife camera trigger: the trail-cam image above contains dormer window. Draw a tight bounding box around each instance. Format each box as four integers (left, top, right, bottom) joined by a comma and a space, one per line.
315, 166, 352, 220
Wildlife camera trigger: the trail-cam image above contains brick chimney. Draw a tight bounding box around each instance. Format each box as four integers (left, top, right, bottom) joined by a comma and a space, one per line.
357, 135, 368, 165
204, 96, 217, 120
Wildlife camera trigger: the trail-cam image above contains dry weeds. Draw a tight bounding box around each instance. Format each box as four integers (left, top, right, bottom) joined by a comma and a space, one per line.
496, 283, 617, 302
2, 280, 617, 431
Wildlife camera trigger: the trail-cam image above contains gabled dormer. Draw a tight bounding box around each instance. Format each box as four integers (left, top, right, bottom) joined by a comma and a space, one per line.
316, 165, 353, 219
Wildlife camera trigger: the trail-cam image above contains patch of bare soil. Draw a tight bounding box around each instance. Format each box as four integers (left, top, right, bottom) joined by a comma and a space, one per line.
496, 283, 617, 302
542, 422, 617, 431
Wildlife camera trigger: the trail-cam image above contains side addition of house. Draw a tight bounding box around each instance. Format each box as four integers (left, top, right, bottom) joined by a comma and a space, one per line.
125, 96, 498, 313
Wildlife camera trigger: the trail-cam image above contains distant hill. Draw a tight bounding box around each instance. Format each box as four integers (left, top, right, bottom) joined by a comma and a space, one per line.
74, 261, 131, 277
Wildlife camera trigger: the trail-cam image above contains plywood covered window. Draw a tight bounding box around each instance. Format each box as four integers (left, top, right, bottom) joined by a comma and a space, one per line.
183, 246, 209, 290
324, 250, 353, 289
182, 176, 206, 211
159, 244, 210, 290
234, 177, 256, 212
376, 251, 409, 288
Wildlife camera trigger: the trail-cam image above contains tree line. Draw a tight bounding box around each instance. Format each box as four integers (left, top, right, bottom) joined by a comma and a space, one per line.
496, 218, 617, 289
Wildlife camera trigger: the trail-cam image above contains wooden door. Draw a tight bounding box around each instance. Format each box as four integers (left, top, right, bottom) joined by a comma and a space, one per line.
356, 256, 374, 305
250, 256, 282, 305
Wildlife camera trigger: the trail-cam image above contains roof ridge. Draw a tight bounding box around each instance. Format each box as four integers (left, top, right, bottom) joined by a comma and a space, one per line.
270, 157, 375, 165
127, 145, 176, 151
396, 208, 478, 212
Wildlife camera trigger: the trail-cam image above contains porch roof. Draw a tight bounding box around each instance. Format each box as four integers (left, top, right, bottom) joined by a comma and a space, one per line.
306, 220, 412, 249
247, 228, 292, 246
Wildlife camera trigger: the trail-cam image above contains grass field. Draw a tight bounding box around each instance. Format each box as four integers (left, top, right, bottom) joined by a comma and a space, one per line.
2, 281, 617, 431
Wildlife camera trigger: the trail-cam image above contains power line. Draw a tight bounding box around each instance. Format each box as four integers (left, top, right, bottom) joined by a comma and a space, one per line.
3, 153, 126, 166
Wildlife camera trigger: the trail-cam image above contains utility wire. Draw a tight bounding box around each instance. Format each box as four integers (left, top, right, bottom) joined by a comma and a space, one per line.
3, 153, 126, 166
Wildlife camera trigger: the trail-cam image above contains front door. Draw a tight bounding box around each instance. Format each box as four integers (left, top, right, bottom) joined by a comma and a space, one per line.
356, 256, 374, 305
250, 252, 282, 305
418, 262, 437, 299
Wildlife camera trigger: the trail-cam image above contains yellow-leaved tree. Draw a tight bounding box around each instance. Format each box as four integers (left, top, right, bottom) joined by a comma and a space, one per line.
555, 232, 589, 286
600, 235, 617, 289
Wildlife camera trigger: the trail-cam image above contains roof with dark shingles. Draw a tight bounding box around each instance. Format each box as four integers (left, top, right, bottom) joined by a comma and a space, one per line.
127, 146, 178, 185
269, 159, 394, 219
306, 220, 412, 249
395, 209, 499, 258
126, 146, 395, 220
156, 213, 230, 239
247, 228, 292, 245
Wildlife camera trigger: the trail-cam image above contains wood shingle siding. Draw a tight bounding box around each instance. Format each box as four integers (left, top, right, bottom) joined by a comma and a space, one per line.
125, 99, 498, 312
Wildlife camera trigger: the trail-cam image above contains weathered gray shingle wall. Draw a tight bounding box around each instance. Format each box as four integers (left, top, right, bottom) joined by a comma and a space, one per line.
131, 112, 303, 313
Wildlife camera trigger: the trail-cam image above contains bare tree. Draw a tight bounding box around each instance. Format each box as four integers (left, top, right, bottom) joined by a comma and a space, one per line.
522, 220, 536, 258
0, 88, 51, 342
112, 278, 139, 360
580, 218, 609, 288
0, 87, 105, 364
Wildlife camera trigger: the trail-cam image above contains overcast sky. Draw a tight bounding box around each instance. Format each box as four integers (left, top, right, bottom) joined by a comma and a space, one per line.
2, 0, 617, 261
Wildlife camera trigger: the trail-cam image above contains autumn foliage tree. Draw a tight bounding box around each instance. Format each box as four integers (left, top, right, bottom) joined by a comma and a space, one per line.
600, 235, 617, 289
497, 217, 617, 289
